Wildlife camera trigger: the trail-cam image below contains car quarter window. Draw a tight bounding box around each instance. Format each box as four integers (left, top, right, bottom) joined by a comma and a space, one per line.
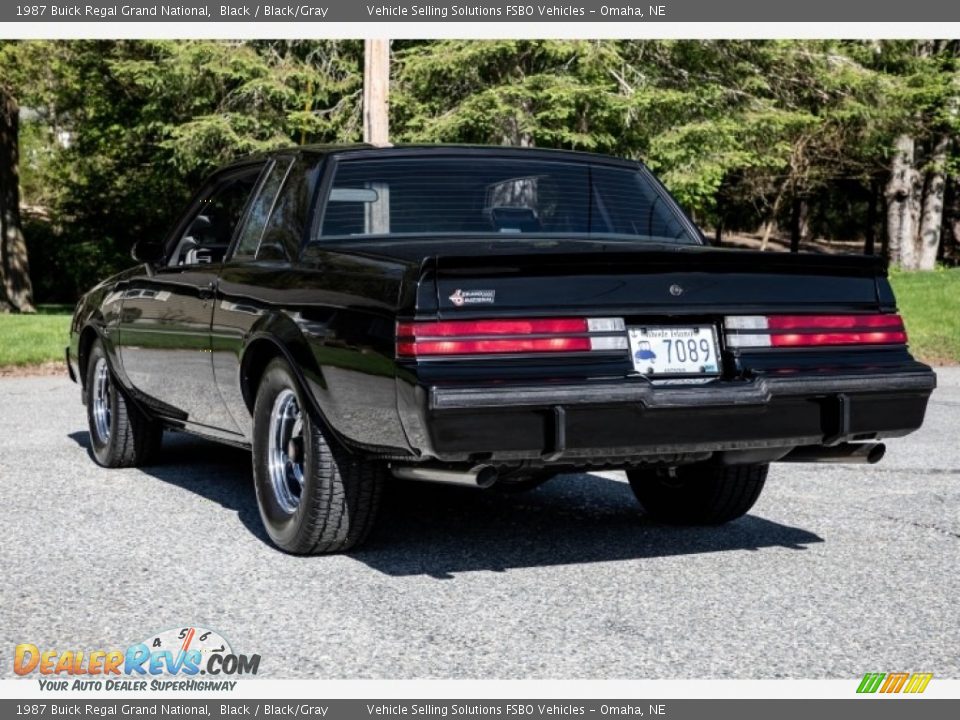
314, 156, 698, 244
168, 165, 264, 267
231, 157, 294, 260
254, 156, 323, 262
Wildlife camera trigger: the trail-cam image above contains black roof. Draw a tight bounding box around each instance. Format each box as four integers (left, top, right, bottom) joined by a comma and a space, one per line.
226, 143, 643, 169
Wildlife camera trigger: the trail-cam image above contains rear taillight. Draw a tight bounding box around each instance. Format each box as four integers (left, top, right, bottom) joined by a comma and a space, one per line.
396, 317, 627, 358
724, 314, 907, 348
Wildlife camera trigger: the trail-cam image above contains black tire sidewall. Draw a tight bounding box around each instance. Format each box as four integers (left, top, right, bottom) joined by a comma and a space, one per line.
628, 463, 767, 525
252, 360, 315, 549
85, 342, 118, 465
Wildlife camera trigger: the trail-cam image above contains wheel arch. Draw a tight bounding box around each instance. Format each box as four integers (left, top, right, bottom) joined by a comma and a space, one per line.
77, 323, 107, 392
238, 318, 331, 431
240, 335, 299, 413
236, 311, 411, 457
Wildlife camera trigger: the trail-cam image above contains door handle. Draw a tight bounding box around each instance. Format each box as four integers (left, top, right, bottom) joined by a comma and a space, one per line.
198, 281, 217, 300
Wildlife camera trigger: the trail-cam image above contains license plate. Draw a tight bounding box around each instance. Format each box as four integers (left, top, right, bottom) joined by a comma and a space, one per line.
628, 325, 720, 376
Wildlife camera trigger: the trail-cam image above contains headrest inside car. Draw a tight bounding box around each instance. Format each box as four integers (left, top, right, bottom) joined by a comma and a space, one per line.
489, 206, 540, 233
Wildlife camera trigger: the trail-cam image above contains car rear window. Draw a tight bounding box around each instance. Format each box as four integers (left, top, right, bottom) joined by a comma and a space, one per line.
314, 156, 698, 244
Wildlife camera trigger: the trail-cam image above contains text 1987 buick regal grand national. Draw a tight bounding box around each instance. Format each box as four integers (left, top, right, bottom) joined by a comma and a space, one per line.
67, 145, 936, 553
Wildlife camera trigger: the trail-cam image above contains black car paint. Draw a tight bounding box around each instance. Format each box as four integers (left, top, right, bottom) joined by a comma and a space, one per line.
68, 144, 935, 467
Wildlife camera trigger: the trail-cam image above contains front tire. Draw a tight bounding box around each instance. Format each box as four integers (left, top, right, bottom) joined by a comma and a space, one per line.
626, 463, 768, 525
252, 358, 384, 554
85, 340, 162, 468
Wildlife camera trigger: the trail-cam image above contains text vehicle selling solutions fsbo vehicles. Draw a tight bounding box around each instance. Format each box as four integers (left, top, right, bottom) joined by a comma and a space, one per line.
66, 145, 936, 553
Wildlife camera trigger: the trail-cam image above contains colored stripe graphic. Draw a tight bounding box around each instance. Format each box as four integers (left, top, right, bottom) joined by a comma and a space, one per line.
880, 672, 909, 693
857, 673, 886, 693
903, 673, 934, 694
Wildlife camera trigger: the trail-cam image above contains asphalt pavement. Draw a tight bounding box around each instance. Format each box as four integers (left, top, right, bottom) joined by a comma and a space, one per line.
1, 370, 958, 679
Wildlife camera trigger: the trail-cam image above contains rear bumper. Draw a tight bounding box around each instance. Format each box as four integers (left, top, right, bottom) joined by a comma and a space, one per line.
405, 369, 936, 463
430, 371, 936, 410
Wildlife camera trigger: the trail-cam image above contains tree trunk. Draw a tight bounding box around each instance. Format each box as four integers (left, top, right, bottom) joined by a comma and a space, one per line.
502, 101, 535, 147
917, 133, 950, 270
885, 134, 920, 268
759, 180, 788, 252
880, 192, 889, 260
0, 86, 34, 313
864, 176, 879, 255
759, 219, 776, 251
789, 195, 805, 253
798, 198, 811, 247
943, 177, 959, 265
789, 198, 800, 253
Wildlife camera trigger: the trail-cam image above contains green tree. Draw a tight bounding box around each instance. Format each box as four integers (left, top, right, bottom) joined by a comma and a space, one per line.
871, 40, 960, 269
0, 41, 36, 312
393, 40, 627, 149
7, 39, 960, 307
17, 39, 364, 297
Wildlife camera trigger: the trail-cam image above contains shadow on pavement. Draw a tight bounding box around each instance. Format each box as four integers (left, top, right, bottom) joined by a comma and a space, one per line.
68, 430, 823, 578
357, 479, 823, 579
68, 429, 269, 544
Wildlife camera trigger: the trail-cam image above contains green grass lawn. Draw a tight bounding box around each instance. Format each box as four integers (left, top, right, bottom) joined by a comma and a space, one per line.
0, 306, 71, 368
891, 269, 960, 366
0, 272, 957, 369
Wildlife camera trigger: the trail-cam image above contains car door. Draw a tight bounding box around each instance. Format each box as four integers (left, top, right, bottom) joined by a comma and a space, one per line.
211, 155, 320, 439
117, 163, 265, 435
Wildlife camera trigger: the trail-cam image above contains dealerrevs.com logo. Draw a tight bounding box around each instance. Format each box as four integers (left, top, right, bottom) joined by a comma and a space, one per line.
14, 627, 260, 691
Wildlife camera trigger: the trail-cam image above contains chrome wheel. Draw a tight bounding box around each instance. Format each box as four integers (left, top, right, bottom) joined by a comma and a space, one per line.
252, 358, 385, 553
268, 389, 305, 514
92, 357, 112, 444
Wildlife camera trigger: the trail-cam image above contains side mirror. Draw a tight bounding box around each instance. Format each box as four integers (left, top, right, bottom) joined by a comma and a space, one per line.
131, 239, 165, 265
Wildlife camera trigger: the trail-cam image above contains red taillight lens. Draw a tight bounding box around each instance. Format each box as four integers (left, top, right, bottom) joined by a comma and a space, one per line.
766, 314, 905, 330
401, 337, 593, 356
725, 314, 907, 348
397, 318, 588, 338
770, 330, 908, 347
396, 317, 626, 358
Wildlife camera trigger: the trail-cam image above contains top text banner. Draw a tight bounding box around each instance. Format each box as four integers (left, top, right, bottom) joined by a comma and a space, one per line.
5, 1, 960, 23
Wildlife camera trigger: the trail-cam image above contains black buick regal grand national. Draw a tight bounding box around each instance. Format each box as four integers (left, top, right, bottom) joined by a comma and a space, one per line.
67, 145, 936, 553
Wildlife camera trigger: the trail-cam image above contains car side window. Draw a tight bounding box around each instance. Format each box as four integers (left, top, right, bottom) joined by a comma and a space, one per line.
255, 157, 322, 262
232, 157, 294, 260
168, 166, 263, 267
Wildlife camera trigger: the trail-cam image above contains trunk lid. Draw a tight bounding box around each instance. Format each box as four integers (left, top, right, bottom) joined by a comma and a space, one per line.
414, 245, 885, 316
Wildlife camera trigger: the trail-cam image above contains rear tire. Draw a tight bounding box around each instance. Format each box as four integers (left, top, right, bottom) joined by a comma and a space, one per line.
85, 340, 162, 468
626, 462, 768, 525
252, 358, 384, 554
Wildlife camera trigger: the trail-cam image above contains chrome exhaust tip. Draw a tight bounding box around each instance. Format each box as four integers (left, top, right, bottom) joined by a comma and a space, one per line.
391, 464, 499, 489
781, 442, 886, 465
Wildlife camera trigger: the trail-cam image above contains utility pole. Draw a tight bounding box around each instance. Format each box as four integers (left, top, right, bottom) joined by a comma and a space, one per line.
363, 39, 390, 146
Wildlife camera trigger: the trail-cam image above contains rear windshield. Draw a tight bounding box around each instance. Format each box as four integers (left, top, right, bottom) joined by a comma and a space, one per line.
313, 156, 699, 244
